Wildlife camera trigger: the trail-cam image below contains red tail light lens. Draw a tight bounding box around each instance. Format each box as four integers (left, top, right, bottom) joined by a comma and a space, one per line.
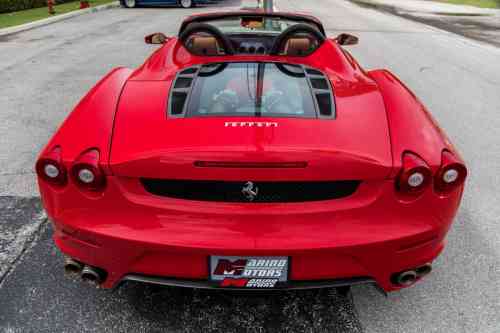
435, 151, 467, 193
71, 149, 106, 191
397, 152, 432, 195
35, 146, 67, 186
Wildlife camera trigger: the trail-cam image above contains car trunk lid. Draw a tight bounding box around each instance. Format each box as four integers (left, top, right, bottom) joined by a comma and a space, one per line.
109, 80, 392, 181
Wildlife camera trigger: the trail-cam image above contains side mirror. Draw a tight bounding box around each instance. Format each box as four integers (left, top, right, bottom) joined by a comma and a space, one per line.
145, 32, 169, 44
335, 33, 359, 46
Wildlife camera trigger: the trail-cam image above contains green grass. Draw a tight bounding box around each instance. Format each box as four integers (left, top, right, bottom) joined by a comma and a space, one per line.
438, 0, 500, 8
0, 0, 115, 29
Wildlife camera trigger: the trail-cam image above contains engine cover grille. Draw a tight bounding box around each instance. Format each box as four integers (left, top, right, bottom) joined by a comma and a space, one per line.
141, 179, 360, 203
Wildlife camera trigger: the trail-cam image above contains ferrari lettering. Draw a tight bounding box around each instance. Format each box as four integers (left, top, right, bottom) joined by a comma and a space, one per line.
224, 122, 278, 128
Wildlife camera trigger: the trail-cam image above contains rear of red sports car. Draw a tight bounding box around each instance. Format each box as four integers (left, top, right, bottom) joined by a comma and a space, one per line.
36, 15, 466, 292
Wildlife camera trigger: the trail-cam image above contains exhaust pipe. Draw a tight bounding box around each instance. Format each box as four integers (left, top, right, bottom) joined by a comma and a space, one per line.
416, 263, 432, 277
64, 257, 83, 275
394, 270, 417, 286
392, 263, 432, 287
81, 265, 104, 286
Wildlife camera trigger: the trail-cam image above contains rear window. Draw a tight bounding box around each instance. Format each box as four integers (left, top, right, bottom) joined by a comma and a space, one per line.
168, 62, 334, 119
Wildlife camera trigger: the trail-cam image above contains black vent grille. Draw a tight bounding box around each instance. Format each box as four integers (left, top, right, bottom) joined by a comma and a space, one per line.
168, 66, 199, 118
141, 179, 360, 203
304, 67, 335, 118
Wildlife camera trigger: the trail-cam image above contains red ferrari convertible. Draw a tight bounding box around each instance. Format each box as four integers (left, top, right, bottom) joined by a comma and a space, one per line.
36, 11, 467, 292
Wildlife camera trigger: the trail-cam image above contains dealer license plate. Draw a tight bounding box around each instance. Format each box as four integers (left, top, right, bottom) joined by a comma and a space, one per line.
210, 256, 289, 288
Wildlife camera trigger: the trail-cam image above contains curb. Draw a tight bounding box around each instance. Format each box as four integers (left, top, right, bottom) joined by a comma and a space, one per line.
0, 1, 120, 37
349, 0, 500, 48
350, 0, 496, 16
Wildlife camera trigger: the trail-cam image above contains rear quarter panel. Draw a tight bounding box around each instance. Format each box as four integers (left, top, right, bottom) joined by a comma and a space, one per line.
368, 69, 463, 176
38, 67, 133, 172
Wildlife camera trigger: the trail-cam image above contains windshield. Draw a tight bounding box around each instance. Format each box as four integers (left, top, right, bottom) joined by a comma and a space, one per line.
186, 62, 317, 118
201, 17, 315, 35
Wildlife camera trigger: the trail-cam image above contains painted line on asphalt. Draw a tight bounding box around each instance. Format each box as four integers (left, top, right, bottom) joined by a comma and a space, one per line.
0, 222, 365, 332
0, 196, 46, 287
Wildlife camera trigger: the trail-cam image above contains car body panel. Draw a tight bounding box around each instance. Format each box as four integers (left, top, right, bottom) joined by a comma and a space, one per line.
368, 70, 464, 176
44, 174, 462, 291
109, 80, 391, 181
111, 39, 393, 180
38, 67, 133, 174
121, 0, 212, 7
36, 10, 467, 292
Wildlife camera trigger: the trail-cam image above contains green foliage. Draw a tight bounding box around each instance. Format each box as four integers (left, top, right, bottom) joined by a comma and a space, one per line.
0, 0, 112, 28
442, 0, 500, 8
0, 0, 75, 14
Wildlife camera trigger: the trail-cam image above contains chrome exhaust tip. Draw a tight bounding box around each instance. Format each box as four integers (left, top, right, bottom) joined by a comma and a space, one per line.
395, 270, 417, 286
416, 263, 432, 277
64, 257, 83, 275
81, 265, 103, 285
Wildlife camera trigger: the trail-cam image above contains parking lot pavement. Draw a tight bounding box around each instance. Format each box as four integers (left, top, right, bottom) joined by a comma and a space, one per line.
349, 0, 500, 47
1, 0, 500, 332
0, 223, 363, 333
0, 197, 44, 283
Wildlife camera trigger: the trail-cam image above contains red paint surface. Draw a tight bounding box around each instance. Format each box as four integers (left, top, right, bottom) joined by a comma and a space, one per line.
37, 16, 466, 291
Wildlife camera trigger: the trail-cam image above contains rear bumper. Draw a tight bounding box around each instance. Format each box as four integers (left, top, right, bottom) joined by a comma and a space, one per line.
120, 274, 375, 290
41, 176, 463, 291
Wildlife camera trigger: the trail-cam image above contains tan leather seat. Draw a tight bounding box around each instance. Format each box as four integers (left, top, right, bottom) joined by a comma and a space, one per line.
283, 38, 312, 56
189, 36, 220, 56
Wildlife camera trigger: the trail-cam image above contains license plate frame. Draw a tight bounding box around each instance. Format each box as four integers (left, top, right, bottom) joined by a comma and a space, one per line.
209, 256, 289, 288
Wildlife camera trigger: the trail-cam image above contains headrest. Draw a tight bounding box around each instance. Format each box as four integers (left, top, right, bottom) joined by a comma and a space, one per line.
188, 36, 220, 56
283, 38, 312, 56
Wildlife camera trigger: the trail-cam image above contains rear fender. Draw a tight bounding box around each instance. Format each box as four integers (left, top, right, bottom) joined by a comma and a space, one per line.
368, 69, 463, 177
37, 67, 133, 174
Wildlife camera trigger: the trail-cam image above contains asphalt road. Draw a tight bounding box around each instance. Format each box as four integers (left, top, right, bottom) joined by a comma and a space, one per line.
0, 0, 499, 332
0, 220, 361, 333
349, 0, 500, 48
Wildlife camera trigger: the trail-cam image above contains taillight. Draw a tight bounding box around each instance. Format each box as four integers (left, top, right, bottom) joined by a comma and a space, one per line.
397, 152, 432, 195
435, 150, 467, 193
71, 149, 106, 191
35, 146, 67, 186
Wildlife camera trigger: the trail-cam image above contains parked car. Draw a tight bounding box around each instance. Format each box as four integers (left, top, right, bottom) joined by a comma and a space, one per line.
121, 0, 213, 8
36, 10, 467, 293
